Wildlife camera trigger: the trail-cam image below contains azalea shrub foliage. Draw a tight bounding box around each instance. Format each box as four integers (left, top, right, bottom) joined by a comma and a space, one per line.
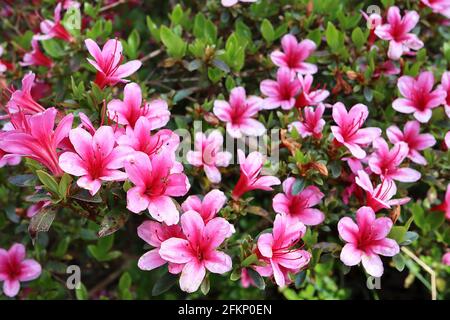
0, 0, 450, 301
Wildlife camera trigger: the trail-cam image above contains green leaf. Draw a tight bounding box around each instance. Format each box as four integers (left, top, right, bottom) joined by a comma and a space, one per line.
260, 19, 275, 43
70, 189, 102, 203
388, 226, 407, 244
152, 272, 178, 296
325, 22, 339, 50
36, 170, 59, 194
41, 39, 65, 58
351, 27, 366, 49
75, 283, 88, 300
200, 275, 210, 295
393, 254, 406, 272
146, 16, 160, 42
411, 203, 426, 230
247, 268, 265, 290
58, 174, 72, 201
426, 211, 445, 230
28, 206, 57, 244
160, 26, 187, 59
241, 254, 258, 267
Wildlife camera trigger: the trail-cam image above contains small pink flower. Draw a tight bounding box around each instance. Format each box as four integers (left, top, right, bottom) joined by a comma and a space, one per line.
331, 102, 382, 159
107, 82, 169, 129
34, 3, 73, 42
445, 131, 450, 149
0, 108, 73, 176
273, 177, 325, 225
255, 214, 311, 287
231, 150, 280, 200
137, 220, 185, 274
289, 104, 325, 139
374, 6, 423, 60
182, 189, 227, 223
20, 39, 53, 68
393, 71, 447, 123
368, 138, 421, 183
186, 131, 232, 183
221, 0, 256, 7
294, 74, 329, 108
355, 170, 410, 212
387, 120, 436, 165
117, 116, 179, 159
85, 39, 142, 89
338, 206, 399, 277
431, 184, 450, 220
0, 45, 6, 74
372, 61, 401, 78
260, 67, 301, 110
59, 126, 131, 195
6, 72, 45, 115
270, 34, 317, 74
213, 87, 265, 138
442, 252, 450, 266
124, 151, 190, 225
0, 243, 41, 297
240, 268, 256, 288
438, 71, 450, 118
159, 210, 233, 293
421, 0, 450, 19
63, 0, 80, 9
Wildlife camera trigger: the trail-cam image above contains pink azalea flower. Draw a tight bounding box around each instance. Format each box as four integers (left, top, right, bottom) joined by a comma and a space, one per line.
0, 45, 7, 74
59, 126, 131, 195
338, 206, 400, 277
289, 104, 325, 139
6, 72, 45, 115
442, 252, 450, 266
393, 71, 447, 123
231, 150, 281, 200
221, 0, 256, 7
34, 3, 73, 42
446, 131, 450, 149
330, 102, 382, 159
186, 131, 232, 183
270, 34, 317, 74
159, 210, 233, 293
63, 0, 80, 9
438, 71, 450, 118
421, 0, 450, 19
431, 184, 450, 220
213, 87, 265, 138
107, 82, 169, 129
294, 74, 329, 108
124, 151, 190, 225
20, 39, 53, 68
387, 120, 436, 165
0, 108, 73, 176
260, 67, 301, 110
0, 243, 41, 297
368, 138, 421, 183
85, 39, 142, 89
137, 220, 185, 274
355, 170, 410, 213
374, 6, 423, 60
372, 61, 401, 79
182, 189, 227, 223
117, 116, 179, 158
240, 268, 256, 288
254, 214, 311, 287
273, 177, 325, 225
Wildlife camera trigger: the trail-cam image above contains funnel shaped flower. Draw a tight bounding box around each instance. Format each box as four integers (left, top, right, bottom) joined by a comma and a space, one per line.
59, 126, 130, 195
137, 220, 185, 273
260, 67, 301, 110
85, 39, 142, 88
331, 102, 382, 159
117, 116, 179, 158
289, 104, 325, 139
338, 206, 399, 277
374, 6, 423, 60
355, 170, 410, 212
0, 243, 41, 297
20, 39, 53, 68
186, 131, 232, 183
368, 138, 421, 182
35, 3, 73, 42
438, 71, 450, 118
6, 72, 45, 115
231, 150, 281, 200
273, 178, 325, 225
159, 211, 233, 293
421, 0, 450, 19
255, 214, 311, 287
107, 82, 169, 129
213, 87, 265, 138
431, 184, 450, 220
387, 120, 436, 165
393, 72, 446, 123
294, 74, 329, 108
0, 108, 73, 176
124, 151, 190, 225
270, 35, 317, 74
182, 189, 227, 223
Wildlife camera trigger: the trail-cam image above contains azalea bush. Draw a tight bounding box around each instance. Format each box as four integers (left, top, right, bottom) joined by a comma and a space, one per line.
0, 0, 449, 300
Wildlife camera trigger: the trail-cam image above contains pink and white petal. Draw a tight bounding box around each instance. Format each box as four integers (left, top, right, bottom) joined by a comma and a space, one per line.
215, 151, 232, 167
272, 193, 290, 215
126, 186, 149, 213
59, 152, 87, 176
340, 243, 362, 266
138, 249, 166, 271
390, 167, 421, 182
397, 76, 415, 98
114, 60, 142, 78
137, 220, 163, 247
159, 238, 194, 264
204, 250, 232, 274
298, 208, 325, 226
213, 100, 232, 122
253, 176, 281, 190
371, 238, 399, 257
3, 279, 20, 297
239, 119, 266, 137
148, 196, 180, 225
337, 217, 359, 243
202, 189, 227, 217
386, 125, 403, 144
77, 176, 102, 195
69, 127, 94, 160
361, 253, 384, 277
18, 259, 41, 281
204, 165, 221, 183
388, 41, 404, 60
93, 126, 115, 156
271, 260, 286, 287
392, 98, 416, 114
181, 210, 204, 247
344, 142, 367, 159
203, 217, 233, 249
179, 260, 206, 293
371, 217, 393, 240
356, 206, 376, 234
297, 62, 318, 75
85, 39, 103, 62
257, 233, 274, 258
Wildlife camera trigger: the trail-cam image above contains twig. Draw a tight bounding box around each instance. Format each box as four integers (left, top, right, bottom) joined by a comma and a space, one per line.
140, 49, 162, 63
88, 258, 132, 297
401, 247, 437, 300
99, 0, 126, 13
